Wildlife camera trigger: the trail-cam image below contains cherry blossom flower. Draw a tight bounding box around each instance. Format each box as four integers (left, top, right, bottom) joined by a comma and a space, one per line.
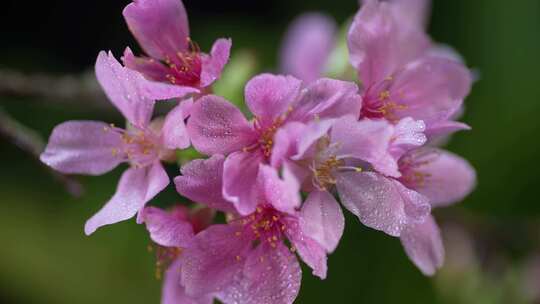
142, 205, 216, 304
40, 51, 192, 235
187, 73, 360, 215
175, 156, 343, 304
122, 0, 231, 93
348, 0, 473, 137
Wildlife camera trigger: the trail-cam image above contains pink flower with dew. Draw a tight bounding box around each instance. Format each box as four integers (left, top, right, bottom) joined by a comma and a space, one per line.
348, 0, 473, 137
175, 156, 341, 304
280, 13, 337, 83
40, 52, 192, 235
187, 73, 360, 215
276, 115, 476, 275
274, 115, 430, 238
397, 148, 476, 275
142, 206, 215, 304
123, 0, 231, 93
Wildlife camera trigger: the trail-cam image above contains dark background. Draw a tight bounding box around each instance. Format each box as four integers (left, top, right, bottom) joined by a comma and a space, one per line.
1, 0, 540, 303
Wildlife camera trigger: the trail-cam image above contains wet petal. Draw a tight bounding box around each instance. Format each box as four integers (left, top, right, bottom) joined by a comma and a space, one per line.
286, 219, 328, 279
84, 162, 169, 235
141, 206, 194, 248
289, 78, 361, 123
161, 99, 191, 150
257, 165, 301, 214
96, 51, 196, 127
40, 121, 124, 175
200, 38, 232, 88
408, 149, 476, 207
280, 13, 337, 83
182, 224, 250, 297
330, 116, 398, 177
244, 74, 302, 128
218, 243, 302, 304
174, 155, 236, 213
389, 117, 427, 160
300, 191, 344, 253
123, 0, 190, 60
162, 259, 214, 304
223, 152, 263, 215
400, 215, 444, 276
122, 47, 171, 83
389, 57, 473, 128
187, 95, 256, 155
336, 172, 430, 237
348, 0, 429, 85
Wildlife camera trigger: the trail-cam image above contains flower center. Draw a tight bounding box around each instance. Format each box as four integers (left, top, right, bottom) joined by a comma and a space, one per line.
398, 149, 439, 189
103, 124, 160, 168
361, 76, 408, 121
164, 38, 202, 87
244, 108, 293, 159
236, 205, 288, 249
312, 155, 345, 191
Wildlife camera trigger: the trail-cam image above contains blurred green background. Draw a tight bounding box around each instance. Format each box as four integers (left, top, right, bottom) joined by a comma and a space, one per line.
1, 0, 540, 303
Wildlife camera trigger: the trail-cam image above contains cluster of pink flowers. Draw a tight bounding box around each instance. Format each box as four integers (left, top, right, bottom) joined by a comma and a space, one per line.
40, 0, 476, 303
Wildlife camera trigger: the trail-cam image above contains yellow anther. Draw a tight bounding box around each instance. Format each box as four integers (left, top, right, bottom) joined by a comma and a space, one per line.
378, 90, 391, 100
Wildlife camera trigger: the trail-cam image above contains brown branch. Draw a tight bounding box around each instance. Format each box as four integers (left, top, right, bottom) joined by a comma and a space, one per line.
0, 107, 83, 196
0, 68, 111, 109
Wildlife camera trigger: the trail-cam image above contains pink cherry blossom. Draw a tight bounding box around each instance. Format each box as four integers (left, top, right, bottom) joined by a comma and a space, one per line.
175, 157, 341, 304
40, 51, 192, 235
348, 0, 472, 137
397, 147, 476, 275
274, 115, 430, 237
187, 73, 360, 215
122, 0, 231, 92
141, 206, 215, 304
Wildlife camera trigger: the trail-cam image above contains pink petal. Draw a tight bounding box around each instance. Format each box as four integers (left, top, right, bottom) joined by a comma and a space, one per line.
218, 242, 302, 304
336, 172, 430, 237
187, 95, 256, 155
270, 122, 307, 168
200, 38, 232, 88
280, 13, 337, 83
244, 74, 302, 128
386, 0, 431, 30
424, 120, 471, 140
181, 224, 250, 297
389, 117, 427, 160
257, 165, 301, 214
174, 155, 236, 213
285, 219, 328, 279
141, 206, 194, 248
348, 0, 429, 86
330, 116, 399, 177
293, 119, 336, 161
84, 162, 169, 235
400, 215, 444, 276
96, 51, 197, 128
223, 151, 263, 215
122, 47, 171, 83
288, 78, 361, 123
160, 99, 191, 150
162, 259, 214, 304
388, 57, 472, 128
409, 149, 476, 208
40, 121, 124, 175
300, 191, 344, 253
123, 0, 190, 60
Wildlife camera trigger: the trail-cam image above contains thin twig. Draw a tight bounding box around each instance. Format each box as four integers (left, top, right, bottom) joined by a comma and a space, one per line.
0, 69, 110, 109
0, 107, 83, 196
